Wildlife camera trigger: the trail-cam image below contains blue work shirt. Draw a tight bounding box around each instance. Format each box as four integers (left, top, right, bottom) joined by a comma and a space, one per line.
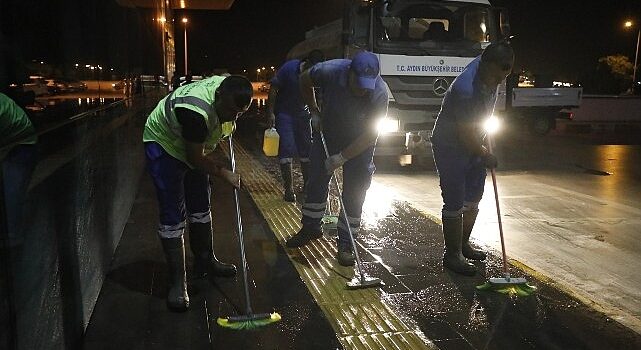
309, 59, 388, 145
271, 59, 307, 117
431, 56, 497, 150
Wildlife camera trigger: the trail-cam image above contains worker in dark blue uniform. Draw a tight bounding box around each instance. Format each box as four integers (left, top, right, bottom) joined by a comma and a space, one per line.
285, 51, 389, 267
431, 42, 514, 276
266, 50, 325, 202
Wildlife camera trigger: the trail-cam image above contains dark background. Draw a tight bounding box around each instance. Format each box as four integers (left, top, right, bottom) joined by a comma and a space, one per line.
1, 0, 640, 84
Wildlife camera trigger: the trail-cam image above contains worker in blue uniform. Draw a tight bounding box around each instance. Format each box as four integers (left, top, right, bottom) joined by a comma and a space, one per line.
430, 42, 514, 276
285, 51, 389, 267
266, 50, 325, 202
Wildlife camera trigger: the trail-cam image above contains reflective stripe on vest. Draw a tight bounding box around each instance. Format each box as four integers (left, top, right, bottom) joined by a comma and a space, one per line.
164, 92, 218, 129
165, 92, 215, 121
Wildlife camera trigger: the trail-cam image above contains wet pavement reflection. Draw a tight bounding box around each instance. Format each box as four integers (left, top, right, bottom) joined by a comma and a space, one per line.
247, 130, 641, 350
83, 158, 341, 349
358, 201, 641, 349
83, 124, 641, 349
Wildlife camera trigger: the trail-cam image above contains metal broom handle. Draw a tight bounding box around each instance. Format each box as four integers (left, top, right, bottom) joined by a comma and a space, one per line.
228, 135, 254, 315
487, 87, 510, 279
319, 131, 367, 282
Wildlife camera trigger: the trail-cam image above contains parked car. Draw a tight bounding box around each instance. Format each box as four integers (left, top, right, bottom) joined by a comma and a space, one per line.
45, 78, 70, 94
112, 80, 125, 90
141, 75, 169, 87
61, 78, 87, 91
178, 75, 203, 86
22, 76, 49, 96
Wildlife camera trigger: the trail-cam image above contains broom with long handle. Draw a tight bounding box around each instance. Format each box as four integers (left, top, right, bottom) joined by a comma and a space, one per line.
217, 135, 282, 329
476, 89, 536, 296
320, 131, 383, 289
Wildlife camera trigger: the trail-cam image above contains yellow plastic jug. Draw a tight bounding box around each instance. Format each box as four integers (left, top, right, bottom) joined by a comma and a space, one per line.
263, 127, 280, 156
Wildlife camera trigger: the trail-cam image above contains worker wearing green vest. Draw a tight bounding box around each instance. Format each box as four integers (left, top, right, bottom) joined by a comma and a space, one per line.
143, 75, 253, 311
1, 92, 38, 249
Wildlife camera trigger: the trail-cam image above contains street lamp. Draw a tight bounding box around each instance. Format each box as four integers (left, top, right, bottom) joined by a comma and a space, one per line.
624, 20, 640, 90
182, 17, 189, 76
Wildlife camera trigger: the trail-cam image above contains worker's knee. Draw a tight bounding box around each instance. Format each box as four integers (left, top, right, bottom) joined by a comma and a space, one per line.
463, 201, 479, 211
157, 221, 186, 239
442, 208, 464, 218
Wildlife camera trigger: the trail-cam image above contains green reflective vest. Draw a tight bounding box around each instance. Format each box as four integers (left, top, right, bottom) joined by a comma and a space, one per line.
143, 76, 235, 167
0, 92, 37, 147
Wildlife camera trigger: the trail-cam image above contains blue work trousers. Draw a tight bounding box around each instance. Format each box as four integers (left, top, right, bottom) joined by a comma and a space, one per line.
432, 143, 486, 218
275, 112, 311, 164
145, 142, 211, 239
301, 132, 375, 250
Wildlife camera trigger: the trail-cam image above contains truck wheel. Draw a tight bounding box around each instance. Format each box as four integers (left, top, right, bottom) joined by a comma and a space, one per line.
529, 117, 554, 135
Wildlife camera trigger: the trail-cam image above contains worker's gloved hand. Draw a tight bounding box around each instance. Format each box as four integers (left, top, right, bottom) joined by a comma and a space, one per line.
220, 168, 241, 189
481, 153, 498, 169
325, 153, 347, 174
311, 112, 322, 131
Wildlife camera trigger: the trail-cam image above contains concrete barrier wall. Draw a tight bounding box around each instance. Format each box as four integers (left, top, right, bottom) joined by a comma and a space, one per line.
0, 97, 157, 349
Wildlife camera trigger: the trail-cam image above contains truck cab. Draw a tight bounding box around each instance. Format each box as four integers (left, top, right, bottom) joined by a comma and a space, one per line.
288, 0, 511, 161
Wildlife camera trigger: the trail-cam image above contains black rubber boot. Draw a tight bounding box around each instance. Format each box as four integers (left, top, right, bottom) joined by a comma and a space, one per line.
462, 209, 487, 261
280, 163, 296, 202
442, 216, 477, 276
286, 226, 323, 248
336, 245, 355, 267
189, 222, 237, 278
161, 237, 190, 311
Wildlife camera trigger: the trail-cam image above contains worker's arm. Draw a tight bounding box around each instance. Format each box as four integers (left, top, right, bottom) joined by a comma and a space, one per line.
457, 121, 486, 156
176, 107, 239, 187
299, 69, 320, 115
324, 122, 378, 174
185, 141, 240, 188
265, 85, 279, 127
455, 98, 497, 168
300, 69, 324, 131
325, 85, 388, 173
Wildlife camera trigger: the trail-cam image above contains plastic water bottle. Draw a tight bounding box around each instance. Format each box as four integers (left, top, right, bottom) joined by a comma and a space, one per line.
263, 127, 279, 156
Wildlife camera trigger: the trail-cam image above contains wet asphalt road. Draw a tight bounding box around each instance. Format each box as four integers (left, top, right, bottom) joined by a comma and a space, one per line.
372, 121, 641, 335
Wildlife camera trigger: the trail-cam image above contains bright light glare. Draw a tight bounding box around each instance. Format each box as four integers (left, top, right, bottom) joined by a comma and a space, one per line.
377, 117, 399, 134
480, 22, 487, 33
361, 181, 395, 226
624, 20, 633, 28
484, 115, 501, 135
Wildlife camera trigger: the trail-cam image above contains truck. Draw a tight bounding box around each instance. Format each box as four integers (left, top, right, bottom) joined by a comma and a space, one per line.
505, 84, 583, 135
287, 0, 581, 164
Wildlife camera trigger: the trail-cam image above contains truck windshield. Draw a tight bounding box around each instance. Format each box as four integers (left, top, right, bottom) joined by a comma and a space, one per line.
375, 1, 495, 56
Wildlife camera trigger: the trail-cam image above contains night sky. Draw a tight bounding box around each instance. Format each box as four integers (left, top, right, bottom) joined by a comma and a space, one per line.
1, 0, 640, 82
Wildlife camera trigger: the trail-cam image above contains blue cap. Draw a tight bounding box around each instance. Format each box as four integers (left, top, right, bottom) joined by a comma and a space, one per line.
351, 51, 379, 90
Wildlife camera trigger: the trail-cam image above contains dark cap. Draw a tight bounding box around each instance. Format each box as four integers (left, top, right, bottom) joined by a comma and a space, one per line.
351, 51, 379, 90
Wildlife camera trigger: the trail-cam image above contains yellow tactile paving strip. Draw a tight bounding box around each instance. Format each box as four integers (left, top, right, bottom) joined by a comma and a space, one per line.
233, 143, 436, 350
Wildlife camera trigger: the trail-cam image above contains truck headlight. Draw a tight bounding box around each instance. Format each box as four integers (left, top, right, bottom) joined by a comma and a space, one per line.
377, 117, 399, 134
